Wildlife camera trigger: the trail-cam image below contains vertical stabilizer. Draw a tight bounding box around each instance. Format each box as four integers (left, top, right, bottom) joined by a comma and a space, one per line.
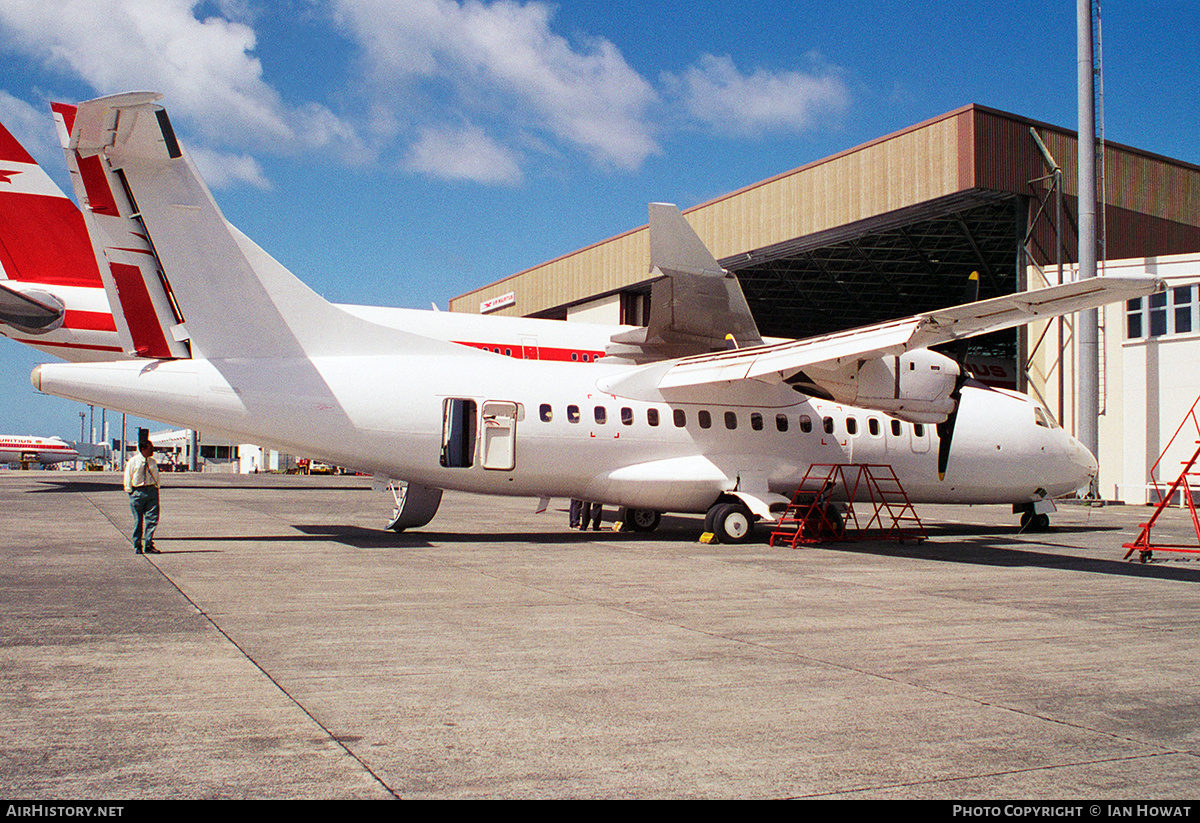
60, 93, 444, 361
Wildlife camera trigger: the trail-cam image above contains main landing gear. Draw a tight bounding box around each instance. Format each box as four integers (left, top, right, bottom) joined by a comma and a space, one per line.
704, 500, 756, 544
621, 508, 662, 532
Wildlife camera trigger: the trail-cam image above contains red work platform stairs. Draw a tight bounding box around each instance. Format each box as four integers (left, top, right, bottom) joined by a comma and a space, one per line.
769, 464, 927, 548
1122, 394, 1200, 563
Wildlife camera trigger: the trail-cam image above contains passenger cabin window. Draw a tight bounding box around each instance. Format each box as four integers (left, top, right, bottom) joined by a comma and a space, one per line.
621, 407, 634, 426
891, 420, 902, 437
539, 404, 552, 423
594, 406, 607, 424
776, 414, 788, 432
725, 411, 737, 430
673, 409, 686, 427
913, 423, 925, 437
845, 417, 858, 435
698, 410, 712, 429
567, 405, 580, 423
800, 415, 812, 433
750, 412, 763, 431
647, 408, 660, 427
823, 417, 835, 434
868, 418, 880, 436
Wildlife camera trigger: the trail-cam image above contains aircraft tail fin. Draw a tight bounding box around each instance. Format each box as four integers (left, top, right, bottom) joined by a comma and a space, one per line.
607, 204, 763, 362
59, 93, 443, 361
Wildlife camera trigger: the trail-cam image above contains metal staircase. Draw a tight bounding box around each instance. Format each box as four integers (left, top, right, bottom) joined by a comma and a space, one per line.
769, 464, 927, 548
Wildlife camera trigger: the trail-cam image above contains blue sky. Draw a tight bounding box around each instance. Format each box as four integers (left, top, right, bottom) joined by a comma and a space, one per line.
0, 0, 1197, 442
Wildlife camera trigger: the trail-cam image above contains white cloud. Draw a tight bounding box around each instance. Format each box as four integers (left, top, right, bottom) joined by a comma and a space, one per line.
0, 91, 57, 162
672, 54, 850, 138
332, 0, 660, 171
186, 145, 271, 189
404, 123, 522, 184
0, 0, 366, 162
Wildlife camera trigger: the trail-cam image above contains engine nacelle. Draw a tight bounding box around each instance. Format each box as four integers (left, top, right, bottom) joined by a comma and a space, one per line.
792, 349, 960, 423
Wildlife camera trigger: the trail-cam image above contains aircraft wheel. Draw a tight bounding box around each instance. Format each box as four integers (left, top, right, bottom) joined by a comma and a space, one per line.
703, 505, 720, 535
1033, 513, 1050, 531
712, 502, 755, 544
623, 508, 661, 532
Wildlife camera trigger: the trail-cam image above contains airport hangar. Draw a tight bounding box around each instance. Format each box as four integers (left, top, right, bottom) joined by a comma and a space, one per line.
451, 104, 1200, 506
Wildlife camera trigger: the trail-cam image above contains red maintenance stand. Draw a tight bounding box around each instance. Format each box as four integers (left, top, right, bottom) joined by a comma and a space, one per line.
769, 464, 927, 548
1123, 395, 1200, 563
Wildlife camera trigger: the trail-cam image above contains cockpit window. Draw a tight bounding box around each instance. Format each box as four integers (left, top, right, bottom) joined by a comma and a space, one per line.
1033, 407, 1060, 429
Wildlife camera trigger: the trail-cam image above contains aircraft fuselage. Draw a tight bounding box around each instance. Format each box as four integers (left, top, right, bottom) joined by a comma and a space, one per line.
33, 348, 1095, 513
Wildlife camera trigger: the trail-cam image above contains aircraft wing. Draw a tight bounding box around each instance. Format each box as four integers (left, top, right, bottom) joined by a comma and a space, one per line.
657, 275, 1163, 390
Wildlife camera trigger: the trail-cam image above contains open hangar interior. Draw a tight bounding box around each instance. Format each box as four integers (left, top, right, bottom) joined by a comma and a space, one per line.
451, 104, 1200, 505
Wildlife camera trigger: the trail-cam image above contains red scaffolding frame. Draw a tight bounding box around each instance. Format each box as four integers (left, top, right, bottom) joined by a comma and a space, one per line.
769, 464, 927, 548
1122, 395, 1200, 562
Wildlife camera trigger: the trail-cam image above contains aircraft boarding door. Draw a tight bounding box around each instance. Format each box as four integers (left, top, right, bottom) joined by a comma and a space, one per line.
481, 401, 518, 471
521, 336, 538, 360
440, 398, 477, 468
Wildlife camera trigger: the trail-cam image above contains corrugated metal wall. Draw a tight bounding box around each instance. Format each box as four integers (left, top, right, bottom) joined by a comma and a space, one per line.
451, 105, 1200, 317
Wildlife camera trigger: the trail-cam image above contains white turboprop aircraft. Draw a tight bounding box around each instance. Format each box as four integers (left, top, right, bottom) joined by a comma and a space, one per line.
29, 93, 1163, 541
0, 435, 79, 466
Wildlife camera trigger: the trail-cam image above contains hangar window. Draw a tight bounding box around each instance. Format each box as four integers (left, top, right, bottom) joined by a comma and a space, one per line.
673, 409, 686, 427
750, 412, 763, 431
776, 414, 788, 432
567, 405, 580, 423
799, 415, 812, 433
1128, 286, 1197, 339
647, 409, 660, 427
621, 407, 634, 426
823, 417, 834, 434
724, 411, 737, 430
698, 410, 712, 429
594, 406, 607, 424
539, 404, 552, 422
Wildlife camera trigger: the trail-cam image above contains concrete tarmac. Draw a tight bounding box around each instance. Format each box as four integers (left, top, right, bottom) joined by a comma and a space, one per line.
3, 471, 1199, 799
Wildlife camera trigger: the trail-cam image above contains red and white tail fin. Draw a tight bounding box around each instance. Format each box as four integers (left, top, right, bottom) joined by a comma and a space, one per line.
52, 97, 190, 360
0, 116, 122, 360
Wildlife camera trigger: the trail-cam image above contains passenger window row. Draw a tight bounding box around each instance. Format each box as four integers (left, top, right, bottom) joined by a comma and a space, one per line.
537, 404, 928, 437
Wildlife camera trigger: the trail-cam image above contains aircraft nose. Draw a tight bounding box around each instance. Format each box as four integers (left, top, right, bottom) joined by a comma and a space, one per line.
1061, 432, 1098, 490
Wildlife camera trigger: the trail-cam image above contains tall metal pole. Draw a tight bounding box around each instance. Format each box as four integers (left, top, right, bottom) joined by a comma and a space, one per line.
1077, 0, 1099, 495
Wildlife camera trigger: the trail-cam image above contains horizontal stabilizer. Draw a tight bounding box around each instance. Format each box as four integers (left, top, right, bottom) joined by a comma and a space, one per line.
0, 280, 64, 333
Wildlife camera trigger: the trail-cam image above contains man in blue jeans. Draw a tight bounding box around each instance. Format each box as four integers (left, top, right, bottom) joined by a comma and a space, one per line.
123, 440, 161, 554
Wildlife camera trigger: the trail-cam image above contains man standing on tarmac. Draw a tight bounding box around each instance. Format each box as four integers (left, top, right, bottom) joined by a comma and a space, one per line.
124, 439, 161, 554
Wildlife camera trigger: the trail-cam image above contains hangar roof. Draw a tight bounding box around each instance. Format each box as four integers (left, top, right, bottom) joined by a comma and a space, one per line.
450, 105, 1200, 345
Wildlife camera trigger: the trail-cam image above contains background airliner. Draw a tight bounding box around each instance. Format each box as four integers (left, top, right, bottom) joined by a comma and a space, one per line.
0, 435, 79, 466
